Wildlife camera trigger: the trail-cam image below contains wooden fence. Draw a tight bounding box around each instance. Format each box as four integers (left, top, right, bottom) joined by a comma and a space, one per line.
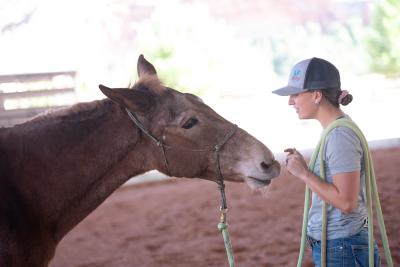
0, 71, 77, 127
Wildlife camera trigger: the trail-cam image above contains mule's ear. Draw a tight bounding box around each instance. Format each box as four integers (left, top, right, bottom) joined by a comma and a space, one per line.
99, 84, 154, 113
137, 54, 157, 77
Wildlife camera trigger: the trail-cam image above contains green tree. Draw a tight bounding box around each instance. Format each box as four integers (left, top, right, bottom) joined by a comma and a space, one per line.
132, 1, 275, 96
366, 0, 400, 77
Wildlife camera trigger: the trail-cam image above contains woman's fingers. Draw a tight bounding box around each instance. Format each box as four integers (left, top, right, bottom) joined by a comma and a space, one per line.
285, 148, 295, 165
286, 151, 306, 167
285, 148, 304, 158
284, 148, 296, 154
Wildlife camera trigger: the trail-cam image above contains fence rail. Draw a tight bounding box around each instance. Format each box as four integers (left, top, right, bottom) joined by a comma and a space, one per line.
0, 71, 77, 127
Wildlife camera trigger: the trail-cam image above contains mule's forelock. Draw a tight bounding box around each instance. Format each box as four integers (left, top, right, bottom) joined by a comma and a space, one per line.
132, 75, 165, 95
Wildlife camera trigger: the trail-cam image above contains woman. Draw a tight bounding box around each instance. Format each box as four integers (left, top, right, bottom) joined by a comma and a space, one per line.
272, 57, 380, 266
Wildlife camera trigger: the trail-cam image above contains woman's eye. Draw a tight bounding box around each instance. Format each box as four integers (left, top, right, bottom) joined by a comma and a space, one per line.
182, 118, 198, 129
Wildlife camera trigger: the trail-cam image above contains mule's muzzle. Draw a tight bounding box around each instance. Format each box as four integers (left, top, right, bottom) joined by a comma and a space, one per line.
246, 160, 280, 187
261, 159, 281, 179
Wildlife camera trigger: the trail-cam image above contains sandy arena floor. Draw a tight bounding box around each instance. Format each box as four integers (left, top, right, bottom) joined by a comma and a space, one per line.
51, 147, 400, 267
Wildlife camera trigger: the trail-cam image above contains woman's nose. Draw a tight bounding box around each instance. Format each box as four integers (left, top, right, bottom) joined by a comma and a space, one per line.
288, 96, 294, 105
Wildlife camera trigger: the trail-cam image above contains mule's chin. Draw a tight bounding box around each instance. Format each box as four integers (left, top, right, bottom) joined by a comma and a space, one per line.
245, 176, 272, 189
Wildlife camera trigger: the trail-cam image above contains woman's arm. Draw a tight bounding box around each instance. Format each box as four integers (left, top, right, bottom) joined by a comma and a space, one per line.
302, 170, 360, 213
285, 149, 360, 213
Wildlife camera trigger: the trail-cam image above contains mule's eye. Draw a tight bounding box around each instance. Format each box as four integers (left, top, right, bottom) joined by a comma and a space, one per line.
182, 117, 198, 129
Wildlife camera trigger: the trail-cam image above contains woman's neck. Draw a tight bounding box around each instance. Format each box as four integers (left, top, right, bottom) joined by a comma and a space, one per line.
316, 103, 345, 129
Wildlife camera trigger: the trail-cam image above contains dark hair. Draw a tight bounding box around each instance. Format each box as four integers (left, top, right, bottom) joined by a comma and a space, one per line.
320, 88, 353, 107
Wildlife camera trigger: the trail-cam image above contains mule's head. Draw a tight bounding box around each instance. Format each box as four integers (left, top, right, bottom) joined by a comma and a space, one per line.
99, 55, 280, 189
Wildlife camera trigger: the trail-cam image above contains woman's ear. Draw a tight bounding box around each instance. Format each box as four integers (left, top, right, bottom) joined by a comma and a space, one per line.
313, 90, 322, 105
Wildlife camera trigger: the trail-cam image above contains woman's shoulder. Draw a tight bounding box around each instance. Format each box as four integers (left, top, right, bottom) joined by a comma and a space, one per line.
325, 125, 363, 161
328, 124, 358, 137
327, 126, 361, 146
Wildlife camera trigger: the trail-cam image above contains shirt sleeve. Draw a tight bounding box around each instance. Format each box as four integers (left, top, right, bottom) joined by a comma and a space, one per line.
324, 126, 363, 175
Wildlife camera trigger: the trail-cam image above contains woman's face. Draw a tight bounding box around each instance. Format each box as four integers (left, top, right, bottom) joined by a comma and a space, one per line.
288, 91, 319, 119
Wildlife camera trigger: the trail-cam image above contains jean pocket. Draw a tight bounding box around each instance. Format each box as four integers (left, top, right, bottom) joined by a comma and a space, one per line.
327, 245, 345, 254
351, 244, 380, 267
326, 245, 345, 266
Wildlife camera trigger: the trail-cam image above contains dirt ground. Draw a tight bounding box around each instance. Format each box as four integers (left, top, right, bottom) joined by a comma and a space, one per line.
51, 147, 400, 267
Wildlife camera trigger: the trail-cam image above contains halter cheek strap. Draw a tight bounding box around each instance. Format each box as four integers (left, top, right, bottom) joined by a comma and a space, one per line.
214, 125, 238, 210
126, 109, 171, 175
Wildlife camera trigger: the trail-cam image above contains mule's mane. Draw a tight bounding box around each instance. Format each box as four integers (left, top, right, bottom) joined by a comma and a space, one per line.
131, 74, 165, 94
23, 75, 163, 125
28, 100, 108, 124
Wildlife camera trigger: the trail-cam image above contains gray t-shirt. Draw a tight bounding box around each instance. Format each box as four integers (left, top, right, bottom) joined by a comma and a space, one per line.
307, 124, 367, 240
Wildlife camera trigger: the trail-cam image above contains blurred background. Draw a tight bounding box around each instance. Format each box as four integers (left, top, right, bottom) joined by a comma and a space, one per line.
1, 0, 399, 153
2, 2, 398, 265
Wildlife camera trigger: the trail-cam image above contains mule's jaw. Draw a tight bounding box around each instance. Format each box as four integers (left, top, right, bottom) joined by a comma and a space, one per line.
246, 176, 271, 188
245, 176, 272, 189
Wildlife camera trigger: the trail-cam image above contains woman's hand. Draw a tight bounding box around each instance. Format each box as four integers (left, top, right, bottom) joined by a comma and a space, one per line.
284, 148, 360, 213
284, 148, 310, 180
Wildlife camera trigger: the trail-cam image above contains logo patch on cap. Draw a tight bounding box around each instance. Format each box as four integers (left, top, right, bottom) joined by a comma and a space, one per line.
291, 69, 302, 81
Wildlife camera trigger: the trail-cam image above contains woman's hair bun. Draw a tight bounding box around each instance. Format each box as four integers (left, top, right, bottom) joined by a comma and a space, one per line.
340, 94, 353, 106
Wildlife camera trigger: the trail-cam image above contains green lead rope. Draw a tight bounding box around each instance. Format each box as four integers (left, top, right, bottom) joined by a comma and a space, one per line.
216, 177, 235, 267
218, 216, 235, 267
296, 118, 393, 267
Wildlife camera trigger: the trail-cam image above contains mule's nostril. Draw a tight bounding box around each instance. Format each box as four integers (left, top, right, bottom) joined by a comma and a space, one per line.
261, 161, 270, 170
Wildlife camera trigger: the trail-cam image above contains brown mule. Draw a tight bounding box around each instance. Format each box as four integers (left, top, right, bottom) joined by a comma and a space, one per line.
0, 55, 280, 266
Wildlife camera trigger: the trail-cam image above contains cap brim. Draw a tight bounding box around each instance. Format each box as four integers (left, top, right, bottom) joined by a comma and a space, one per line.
272, 86, 305, 96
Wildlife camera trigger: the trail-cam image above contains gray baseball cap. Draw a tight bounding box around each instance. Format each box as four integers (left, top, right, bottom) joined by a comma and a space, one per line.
272, 57, 341, 96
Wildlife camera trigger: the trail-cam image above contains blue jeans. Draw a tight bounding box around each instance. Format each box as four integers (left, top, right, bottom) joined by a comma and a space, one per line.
308, 228, 381, 267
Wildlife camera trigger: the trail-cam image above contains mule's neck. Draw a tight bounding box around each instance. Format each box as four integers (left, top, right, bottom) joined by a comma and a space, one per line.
5, 99, 157, 242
